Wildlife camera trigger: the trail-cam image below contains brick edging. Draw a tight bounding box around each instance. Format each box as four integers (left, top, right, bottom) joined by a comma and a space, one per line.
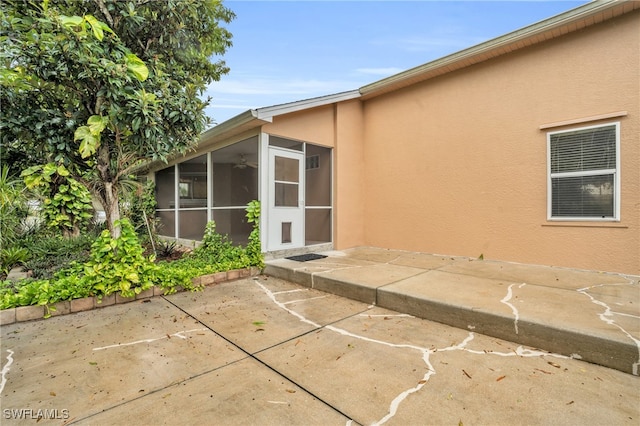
0, 267, 262, 325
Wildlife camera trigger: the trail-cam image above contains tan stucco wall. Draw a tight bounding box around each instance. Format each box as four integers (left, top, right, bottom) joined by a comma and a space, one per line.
333, 100, 366, 249
360, 11, 639, 274
263, 105, 336, 147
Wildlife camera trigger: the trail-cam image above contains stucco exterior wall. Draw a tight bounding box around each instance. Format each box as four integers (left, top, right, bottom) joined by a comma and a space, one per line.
333, 99, 366, 249
360, 11, 639, 274
263, 105, 336, 147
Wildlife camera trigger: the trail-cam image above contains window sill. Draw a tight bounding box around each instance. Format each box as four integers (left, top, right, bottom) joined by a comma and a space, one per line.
542, 222, 627, 229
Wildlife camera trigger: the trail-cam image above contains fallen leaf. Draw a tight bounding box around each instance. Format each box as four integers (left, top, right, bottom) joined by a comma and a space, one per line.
496, 375, 506, 382
50, 391, 56, 396
566, 400, 574, 405
336, 355, 342, 361
139, 389, 144, 393
548, 361, 561, 368
162, 393, 172, 399
459, 420, 464, 426
89, 362, 97, 366
418, 380, 427, 385
255, 328, 265, 332
286, 389, 296, 394
462, 369, 472, 379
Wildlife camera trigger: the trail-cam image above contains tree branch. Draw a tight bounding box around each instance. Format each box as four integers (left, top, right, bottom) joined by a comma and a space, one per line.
93, 0, 114, 27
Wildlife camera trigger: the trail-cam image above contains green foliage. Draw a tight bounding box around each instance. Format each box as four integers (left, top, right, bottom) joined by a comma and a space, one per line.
0, 202, 263, 314
162, 200, 264, 277
21, 163, 93, 237
63, 218, 156, 298
157, 240, 178, 258
0, 166, 29, 248
0, 0, 235, 237
120, 180, 157, 236
246, 200, 264, 268
0, 247, 30, 277
19, 232, 96, 279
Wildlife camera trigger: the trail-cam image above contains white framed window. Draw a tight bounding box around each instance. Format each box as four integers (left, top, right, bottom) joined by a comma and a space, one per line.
547, 122, 620, 221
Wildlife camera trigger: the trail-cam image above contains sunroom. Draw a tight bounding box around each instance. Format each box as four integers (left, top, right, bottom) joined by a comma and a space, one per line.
150, 106, 344, 256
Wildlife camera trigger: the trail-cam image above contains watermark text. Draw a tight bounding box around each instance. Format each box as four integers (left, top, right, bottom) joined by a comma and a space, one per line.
3, 408, 70, 420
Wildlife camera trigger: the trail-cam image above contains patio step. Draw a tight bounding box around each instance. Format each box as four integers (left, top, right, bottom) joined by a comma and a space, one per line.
264, 248, 640, 376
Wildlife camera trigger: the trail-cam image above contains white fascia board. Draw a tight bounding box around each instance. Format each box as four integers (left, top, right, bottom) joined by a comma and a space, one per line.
253, 90, 361, 121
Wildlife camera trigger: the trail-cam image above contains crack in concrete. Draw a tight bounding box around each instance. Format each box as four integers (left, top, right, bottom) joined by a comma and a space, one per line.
272, 289, 309, 295
500, 283, 526, 334
255, 280, 570, 425
577, 281, 640, 376
282, 295, 328, 305
0, 349, 14, 394
358, 314, 415, 318
92, 328, 208, 351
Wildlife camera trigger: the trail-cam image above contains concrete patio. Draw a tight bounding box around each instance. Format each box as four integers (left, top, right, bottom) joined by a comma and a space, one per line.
0, 247, 638, 425
265, 247, 640, 376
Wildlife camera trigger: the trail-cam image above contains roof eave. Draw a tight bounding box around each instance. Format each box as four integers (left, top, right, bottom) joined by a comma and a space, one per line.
138, 110, 267, 173
254, 90, 361, 120
360, 0, 639, 99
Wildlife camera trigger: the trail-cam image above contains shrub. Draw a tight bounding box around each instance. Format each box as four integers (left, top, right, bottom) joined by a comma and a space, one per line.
19, 231, 96, 279
0, 202, 264, 313
0, 247, 30, 277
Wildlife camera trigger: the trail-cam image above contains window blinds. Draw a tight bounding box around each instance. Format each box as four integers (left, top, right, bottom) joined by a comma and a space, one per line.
549, 124, 617, 219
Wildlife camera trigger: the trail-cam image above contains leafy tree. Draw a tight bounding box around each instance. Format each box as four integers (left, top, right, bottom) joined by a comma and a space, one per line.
0, 0, 234, 237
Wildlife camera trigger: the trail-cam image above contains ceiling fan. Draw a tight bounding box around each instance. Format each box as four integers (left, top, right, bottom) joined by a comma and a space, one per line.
234, 154, 258, 169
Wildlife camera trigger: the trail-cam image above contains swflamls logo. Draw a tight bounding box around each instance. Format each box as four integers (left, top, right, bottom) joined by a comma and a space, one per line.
3, 408, 70, 420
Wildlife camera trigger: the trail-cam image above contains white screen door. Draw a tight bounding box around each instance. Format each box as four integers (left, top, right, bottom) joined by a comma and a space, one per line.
267, 147, 304, 251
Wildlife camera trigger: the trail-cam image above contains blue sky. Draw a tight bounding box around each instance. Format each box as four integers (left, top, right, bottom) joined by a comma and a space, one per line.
204, 0, 589, 125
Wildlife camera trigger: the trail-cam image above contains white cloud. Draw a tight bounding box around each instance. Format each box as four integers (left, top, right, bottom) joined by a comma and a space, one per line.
396, 35, 487, 53
207, 103, 253, 110
355, 67, 404, 76
207, 77, 356, 97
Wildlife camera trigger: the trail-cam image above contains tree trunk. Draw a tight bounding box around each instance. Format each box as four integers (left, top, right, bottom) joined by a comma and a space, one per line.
103, 181, 121, 239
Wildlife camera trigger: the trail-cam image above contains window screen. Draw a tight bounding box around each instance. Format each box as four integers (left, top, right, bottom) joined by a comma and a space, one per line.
548, 124, 618, 219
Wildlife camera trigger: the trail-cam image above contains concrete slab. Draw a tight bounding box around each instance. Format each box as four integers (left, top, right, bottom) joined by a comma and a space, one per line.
265, 247, 640, 375
439, 258, 634, 290
389, 251, 468, 270
1, 298, 245, 421
378, 270, 639, 374
313, 263, 425, 304
165, 277, 365, 354
254, 287, 639, 426
1, 276, 638, 425
78, 357, 350, 425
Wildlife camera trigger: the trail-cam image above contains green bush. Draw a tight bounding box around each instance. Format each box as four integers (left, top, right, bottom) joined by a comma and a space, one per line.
0, 165, 29, 248
0, 247, 30, 276
0, 202, 264, 314
18, 230, 97, 279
